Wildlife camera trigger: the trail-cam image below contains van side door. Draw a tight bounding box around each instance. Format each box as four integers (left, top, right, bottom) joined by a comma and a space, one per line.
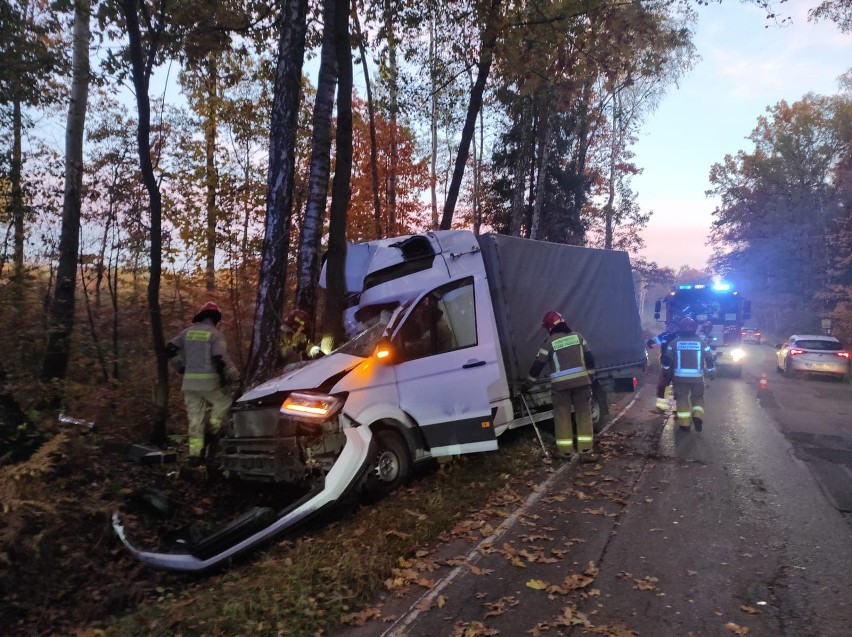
393, 276, 498, 456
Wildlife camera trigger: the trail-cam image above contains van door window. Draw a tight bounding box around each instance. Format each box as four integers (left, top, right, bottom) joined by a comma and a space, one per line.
399, 278, 475, 361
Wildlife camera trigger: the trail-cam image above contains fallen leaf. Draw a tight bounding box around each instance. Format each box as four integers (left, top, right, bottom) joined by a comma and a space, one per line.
452, 620, 499, 636
340, 606, 382, 626
526, 578, 549, 590
687, 570, 698, 576
724, 622, 750, 635
740, 605, 759, 615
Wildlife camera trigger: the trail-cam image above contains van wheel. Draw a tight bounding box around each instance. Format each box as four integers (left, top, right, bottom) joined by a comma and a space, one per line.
590, 381, 608, 433
363, 430, 410, 503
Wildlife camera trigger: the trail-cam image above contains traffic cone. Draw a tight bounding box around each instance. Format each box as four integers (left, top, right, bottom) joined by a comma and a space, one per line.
759, 373, 768, 390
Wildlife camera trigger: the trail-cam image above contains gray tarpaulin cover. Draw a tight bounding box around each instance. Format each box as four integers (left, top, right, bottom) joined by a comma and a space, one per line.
477, 233, 646, 386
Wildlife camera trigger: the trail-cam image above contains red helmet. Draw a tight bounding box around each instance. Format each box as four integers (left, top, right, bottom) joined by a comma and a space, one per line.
679, 317, 697, 333
542, 310, 565, 332
193, 301, 222, 324
284, 308, 310, 330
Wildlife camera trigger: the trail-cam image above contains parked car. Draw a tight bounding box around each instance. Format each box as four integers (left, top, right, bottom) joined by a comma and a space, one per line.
741, 327, 762, 344
775, 334, 850, 381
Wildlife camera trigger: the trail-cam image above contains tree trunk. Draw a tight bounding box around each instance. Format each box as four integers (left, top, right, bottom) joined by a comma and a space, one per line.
429, 15, 439, 231
41, 0, 91, 389
383, 0, 398, 235
604, 88, 619, 250
204, 53, 219, 291
529, 97, 552, 241
567, 79, 593, 245
244, 0, 309, 388
122, 0, 169, 445
295, 0, 338, 330
352, 7, 382, 239
439, 0, 502, 231
509, 97, 531, 237
11, 98, 24, 284
325, 0, 352, 347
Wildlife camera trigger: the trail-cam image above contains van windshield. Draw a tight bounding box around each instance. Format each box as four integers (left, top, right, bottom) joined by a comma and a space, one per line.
334, 310, 395, 358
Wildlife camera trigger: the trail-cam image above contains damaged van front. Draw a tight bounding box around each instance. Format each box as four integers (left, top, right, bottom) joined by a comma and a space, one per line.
220, 314, 409, 497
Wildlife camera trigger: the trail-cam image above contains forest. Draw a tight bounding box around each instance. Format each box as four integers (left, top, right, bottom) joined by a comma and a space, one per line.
0, 0, 850, 634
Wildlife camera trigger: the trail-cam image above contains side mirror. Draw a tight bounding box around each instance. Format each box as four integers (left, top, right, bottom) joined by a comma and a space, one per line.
373, 337, 396, 364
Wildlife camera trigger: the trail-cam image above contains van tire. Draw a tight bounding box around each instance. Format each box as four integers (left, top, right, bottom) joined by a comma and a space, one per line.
363, 430, 411, 503
591, 381, 608, 433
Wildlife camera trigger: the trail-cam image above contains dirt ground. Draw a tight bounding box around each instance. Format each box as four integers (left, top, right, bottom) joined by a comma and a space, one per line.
0, 424, 306, 636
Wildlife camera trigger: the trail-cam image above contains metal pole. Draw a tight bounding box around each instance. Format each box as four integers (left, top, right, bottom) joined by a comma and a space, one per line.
520, 393, 550, 459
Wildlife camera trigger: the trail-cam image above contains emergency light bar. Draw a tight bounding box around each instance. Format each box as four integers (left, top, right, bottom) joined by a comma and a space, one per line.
712, 283, 732, 291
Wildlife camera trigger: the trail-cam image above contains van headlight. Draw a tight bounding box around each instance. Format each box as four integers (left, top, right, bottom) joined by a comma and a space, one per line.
730, 348, 746, 362
281, 392, 344, 421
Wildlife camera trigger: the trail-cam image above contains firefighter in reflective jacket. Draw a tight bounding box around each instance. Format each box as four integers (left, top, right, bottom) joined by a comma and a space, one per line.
167, 302, 240, 463
521, 310, 598, 462
647, 319, 681, 412
661, 317, 715, 432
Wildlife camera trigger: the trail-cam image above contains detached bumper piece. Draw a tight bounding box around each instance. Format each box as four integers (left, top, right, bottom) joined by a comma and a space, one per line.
112, 427, 375, 573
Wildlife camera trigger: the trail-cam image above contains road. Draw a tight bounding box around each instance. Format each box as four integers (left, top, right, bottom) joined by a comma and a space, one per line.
335, 344, 852, 637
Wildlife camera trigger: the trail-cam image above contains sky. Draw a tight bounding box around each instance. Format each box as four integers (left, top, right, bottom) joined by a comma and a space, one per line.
632, 0, 852, 271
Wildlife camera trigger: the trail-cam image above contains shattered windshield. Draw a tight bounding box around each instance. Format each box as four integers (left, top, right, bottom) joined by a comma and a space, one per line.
333, 309, 396, 358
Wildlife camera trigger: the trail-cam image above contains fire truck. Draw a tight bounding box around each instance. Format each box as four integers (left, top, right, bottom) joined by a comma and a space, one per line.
654, 281, 752, 377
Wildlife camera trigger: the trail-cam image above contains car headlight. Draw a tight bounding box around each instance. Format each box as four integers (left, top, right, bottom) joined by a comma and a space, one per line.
281, 392, 344, 421
730, 348, 746, 362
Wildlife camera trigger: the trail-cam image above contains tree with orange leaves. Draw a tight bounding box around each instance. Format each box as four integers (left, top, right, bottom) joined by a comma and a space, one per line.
346, 96, 431, 242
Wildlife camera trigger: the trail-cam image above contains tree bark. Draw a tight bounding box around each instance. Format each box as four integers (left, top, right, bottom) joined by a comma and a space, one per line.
41, 0, 91, 389
295, 0, 338, 331
204, 53, 219, 291
244, 0, 309, 388
352, 7, 382, 239
383, 0, 398, 235
439, 0, 501, 231
509, 97, 531, 237
530, 97, 552, 241
429, 15, 439, 231
122, 0, 170, 445
325, 0, 352, 347
11, 99, 24, 284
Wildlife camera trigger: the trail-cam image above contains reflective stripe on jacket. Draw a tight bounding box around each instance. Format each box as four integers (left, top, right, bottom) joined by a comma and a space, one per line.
529, 330, 593, 389
169, 320, 239, 392
662, 335, 711, 379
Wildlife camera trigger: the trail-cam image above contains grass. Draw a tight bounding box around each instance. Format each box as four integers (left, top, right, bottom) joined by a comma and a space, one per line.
104, 430, 545, 637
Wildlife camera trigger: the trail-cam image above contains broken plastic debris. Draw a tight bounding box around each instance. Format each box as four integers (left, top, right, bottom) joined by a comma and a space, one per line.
58, 413, 95, 430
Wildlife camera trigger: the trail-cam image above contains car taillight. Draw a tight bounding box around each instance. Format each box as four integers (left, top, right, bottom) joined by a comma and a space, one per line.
789, 348, 805, 356
754, 331, 761, 336
836, 351, 850, 359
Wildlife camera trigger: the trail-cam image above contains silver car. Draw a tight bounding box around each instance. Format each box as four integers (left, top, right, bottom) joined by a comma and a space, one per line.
776, 334, 850, 380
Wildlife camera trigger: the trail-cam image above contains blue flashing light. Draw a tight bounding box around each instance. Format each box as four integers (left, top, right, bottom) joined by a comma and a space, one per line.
694, 284, 706, 289
712, 283, 732, 291
678, 284, 692, 290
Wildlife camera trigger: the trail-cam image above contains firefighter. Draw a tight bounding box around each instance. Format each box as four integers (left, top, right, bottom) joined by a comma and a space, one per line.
661, 316, 715, 432
521, 310, 598, 462
646, 318, 680, 412
167, 302, 241, 465
279, 309, 318, 365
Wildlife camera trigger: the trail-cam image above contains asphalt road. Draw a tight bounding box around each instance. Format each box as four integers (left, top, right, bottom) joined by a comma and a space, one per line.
335, 358, 852, 637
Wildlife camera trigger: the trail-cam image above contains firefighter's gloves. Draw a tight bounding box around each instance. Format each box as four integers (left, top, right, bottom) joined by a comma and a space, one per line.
646, 338, 656, 348
166, 343, 180, 359
520, 379, 533, 394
